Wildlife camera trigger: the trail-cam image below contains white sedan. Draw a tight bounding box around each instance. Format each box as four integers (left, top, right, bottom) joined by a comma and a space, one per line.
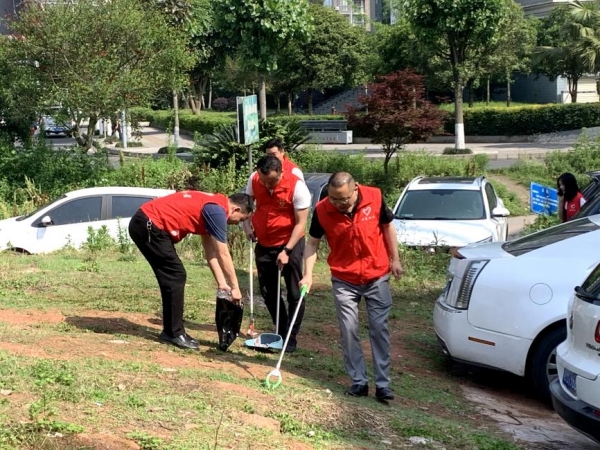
434, 215, 600, 401
392, 176, 510, 248
0, 187, 173, 254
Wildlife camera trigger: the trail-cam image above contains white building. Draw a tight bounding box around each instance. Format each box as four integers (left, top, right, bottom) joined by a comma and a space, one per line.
325, 0, 383, 30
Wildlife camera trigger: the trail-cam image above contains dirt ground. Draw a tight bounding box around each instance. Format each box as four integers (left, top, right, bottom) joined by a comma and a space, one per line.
1, 307, 598, 450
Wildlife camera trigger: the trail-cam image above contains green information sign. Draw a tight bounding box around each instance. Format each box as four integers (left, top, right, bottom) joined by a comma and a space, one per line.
237, 95, 259, 145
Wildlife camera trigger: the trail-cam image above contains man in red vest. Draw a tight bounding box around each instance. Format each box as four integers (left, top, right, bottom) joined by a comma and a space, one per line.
129, 191, 253, 350
300, 172, 403, 401
263, 138, 304, 181
244, 155, 311, 352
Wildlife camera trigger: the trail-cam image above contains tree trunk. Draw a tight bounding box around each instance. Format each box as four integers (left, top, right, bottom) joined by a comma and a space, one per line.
188, 82, 200, 114
258, 73, 267, 120
454, 75, 466, 150
467, 79, 474, 108
486, 76, 490, 106
84, 114, 98, 152
208, 78, 213, 110
173, 89, 180, 148
308, 89, 314, 115
506, 74, 511, 107
287, 93, 293, 115
571, 77, 579, 103
275, 93, 281, 114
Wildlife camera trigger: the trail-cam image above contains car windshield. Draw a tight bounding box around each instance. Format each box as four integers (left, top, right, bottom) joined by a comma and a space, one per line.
502, 217, 600, 256
575, 193, 600, 219
395, 189, 485, 220
15, 195, 66, 221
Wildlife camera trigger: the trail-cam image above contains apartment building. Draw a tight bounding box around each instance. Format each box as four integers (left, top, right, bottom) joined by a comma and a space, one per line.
325, 0, 383, 29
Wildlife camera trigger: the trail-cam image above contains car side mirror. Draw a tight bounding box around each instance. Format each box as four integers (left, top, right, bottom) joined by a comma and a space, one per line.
492, 206, 510, 218
40, 215, 53, 226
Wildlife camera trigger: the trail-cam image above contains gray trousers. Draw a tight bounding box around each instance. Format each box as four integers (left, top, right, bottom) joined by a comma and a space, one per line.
331, 275, 392, 389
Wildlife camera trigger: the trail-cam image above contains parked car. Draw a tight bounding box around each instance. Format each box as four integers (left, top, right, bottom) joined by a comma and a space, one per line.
304, 172, 331, 210
434, 215, 600, 401
392, 176, 510, 248
0, 187, 173, 254
42, 115, 72, 137
551, 266, 600, 444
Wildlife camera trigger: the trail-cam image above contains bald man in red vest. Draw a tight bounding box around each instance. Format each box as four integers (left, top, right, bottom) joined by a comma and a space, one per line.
129, 191, 253, 351
300, 172, 403, 401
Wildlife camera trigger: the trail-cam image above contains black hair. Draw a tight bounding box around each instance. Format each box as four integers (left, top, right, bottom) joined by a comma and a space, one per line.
263, 138, 283, 152
256, 155, 282, 175
557, 172, 581, 201
328, 171, 355, 188
228, 193, 254, 214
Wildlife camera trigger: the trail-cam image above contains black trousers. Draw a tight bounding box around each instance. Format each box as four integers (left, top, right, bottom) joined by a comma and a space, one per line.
129, 209, 187, 338
255, 239, 305, 338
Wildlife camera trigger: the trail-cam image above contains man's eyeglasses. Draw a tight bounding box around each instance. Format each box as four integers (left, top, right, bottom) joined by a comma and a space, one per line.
329, 194, 354, 205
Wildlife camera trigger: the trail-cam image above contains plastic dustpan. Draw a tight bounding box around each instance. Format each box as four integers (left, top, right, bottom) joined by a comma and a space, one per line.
244, 332, 283, 350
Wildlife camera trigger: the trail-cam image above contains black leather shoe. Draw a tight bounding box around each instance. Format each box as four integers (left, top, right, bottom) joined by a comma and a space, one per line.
285, 337, 297, 353
185, 333, 199, 345
159, 332, 199, 350
375, 387, 395, 400
345, 384, 368, 397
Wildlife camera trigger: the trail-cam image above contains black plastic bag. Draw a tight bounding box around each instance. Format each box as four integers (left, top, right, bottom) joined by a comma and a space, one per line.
215, 290, 244, 351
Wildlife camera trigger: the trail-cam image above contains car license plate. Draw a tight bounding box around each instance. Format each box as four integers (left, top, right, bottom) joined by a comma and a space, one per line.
563, 367, 577, 395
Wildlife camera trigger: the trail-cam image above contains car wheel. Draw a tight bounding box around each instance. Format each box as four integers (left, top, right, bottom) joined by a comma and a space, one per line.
529, 326, 566, 403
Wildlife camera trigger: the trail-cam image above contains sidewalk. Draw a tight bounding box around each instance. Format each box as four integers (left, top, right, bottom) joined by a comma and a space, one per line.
104, 125, 576, 160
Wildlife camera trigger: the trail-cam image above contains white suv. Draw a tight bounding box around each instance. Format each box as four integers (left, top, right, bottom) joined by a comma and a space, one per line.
551, 265, 600, 444
392, 176, 510, 248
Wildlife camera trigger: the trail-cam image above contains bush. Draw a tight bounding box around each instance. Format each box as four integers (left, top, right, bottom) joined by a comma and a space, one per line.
443, 103, 600, 136
443, 147, 472, 154
212, 97, 229, 112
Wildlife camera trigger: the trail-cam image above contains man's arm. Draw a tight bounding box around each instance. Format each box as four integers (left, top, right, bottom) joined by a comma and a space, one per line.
299, 211, 325, 293
202, 235, 242, 300
243, 174, 255, 239
276, 180, 311, 267
383, 222, 403, 280
300, 236, 321, 293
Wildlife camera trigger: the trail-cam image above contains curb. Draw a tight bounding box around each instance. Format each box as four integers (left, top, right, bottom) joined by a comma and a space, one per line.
105, 147, 194, 162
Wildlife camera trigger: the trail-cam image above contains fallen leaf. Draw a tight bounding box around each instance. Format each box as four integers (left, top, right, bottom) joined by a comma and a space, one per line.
0, 390, 12, 396
117, 384, 126, 391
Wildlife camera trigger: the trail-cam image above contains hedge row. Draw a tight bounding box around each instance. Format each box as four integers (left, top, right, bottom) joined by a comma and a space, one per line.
443, 103, 600, 136
133, 103, 600, 138
130, 107, 346, 136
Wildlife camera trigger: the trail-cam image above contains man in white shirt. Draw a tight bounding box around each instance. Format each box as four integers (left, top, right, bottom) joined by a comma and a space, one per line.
243, 155, 311, 352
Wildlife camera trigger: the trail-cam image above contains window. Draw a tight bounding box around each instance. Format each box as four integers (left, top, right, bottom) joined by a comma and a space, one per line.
575, 194, 600, 219
19, 195, 67, 222
579, 263, 600, 300
502, 218, 599, 256
485, 184, 497, 211
111, 196, 153, 219
395, 189, 485, 220
42, 197, 102, 226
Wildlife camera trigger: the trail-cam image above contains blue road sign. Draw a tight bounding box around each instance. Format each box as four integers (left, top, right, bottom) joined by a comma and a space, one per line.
530, 182, 558, 215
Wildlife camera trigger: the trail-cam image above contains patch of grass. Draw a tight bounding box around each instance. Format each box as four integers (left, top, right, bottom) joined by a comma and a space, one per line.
0, 249, 525, 449
438, 101, 535, 112
489, 180, 530, 216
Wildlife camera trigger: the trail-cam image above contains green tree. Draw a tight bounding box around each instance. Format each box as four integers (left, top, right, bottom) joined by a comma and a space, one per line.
534, 4, 589, 103
405, 0, 505, 149
216, 0, 312, 120
6, 0, 193, 150
0, 38, 41, 143
477, 0, 538, 106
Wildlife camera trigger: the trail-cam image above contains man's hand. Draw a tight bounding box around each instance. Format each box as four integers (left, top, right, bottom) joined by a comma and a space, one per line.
231, 287, 242, 303
298, 275, 312, 294
391, 261, 404, 280
276, 250, 289, 269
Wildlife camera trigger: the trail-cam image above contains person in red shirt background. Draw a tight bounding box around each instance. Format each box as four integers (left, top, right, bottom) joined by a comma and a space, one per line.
300, 172, 403, 401
263, 138, 304, 181
557, 172, 586, 222
128, 191, 253, 350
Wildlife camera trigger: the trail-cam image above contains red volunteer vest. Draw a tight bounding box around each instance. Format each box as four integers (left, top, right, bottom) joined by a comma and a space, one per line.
141, 191, 229, 243
565, 192, 585, 222
251, 172, 301, 247
282, 156, 300, 174
316, 186, 390, 285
